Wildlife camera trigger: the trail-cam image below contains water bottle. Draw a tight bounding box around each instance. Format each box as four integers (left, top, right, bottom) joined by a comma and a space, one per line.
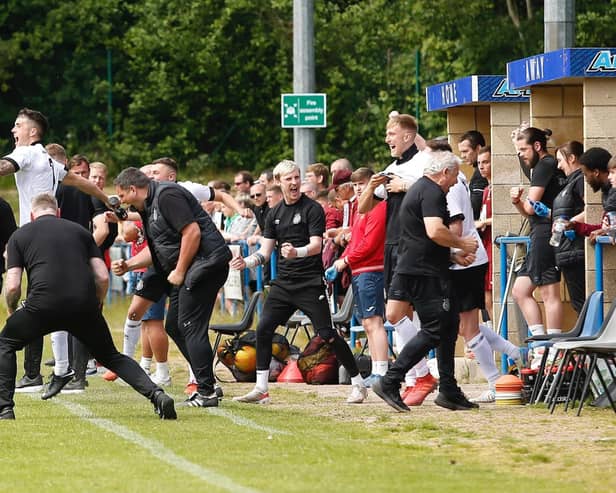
549, 216, 568, 247
528, 199, 550, 218
324, 265, 338, 282
606, 212, 616, 241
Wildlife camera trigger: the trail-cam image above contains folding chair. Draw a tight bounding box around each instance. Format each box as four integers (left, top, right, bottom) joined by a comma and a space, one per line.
349, 322, 396, 357
548, 297, 616, 415
283, 311, 312, 346
210, 291, 263, 359
525, 291, 603, 404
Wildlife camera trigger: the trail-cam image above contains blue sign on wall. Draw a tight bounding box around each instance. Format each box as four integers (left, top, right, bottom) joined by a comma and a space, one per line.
426, 76, 530, 112
507, 48, 616, 90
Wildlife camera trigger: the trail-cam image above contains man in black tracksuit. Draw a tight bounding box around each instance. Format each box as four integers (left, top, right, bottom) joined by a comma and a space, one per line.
0, 192, 175, 420
112, 167, 231, 408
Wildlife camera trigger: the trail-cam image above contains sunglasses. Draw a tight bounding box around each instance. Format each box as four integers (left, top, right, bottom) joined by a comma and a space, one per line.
250, 193, 262, 198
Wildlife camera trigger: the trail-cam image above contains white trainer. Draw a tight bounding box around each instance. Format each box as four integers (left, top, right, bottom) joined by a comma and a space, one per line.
346, 384, 368, 404
470, 388, 496, 403
233, 389, 271, 404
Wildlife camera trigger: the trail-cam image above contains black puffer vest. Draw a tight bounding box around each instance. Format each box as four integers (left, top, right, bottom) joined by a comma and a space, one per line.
552, 169, 584, 267
143, 181, 227, 275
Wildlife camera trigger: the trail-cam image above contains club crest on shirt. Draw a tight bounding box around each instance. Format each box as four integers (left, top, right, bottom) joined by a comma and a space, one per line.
442, 297, 450, 312
292, 213, 301, 224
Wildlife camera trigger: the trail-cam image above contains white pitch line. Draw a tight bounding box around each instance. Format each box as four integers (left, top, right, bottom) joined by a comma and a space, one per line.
56, 400, 261, 493
206, 407, 291, 436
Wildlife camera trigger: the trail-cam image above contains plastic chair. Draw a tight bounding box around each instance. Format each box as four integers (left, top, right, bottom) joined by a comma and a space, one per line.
548, 297, 616, 415
331, 288, 355, 332
283, 288, 355, 347
350, 322, 396, 357
526, 291, 603, 404
210, 291, 263, 358
283, 311, 312, 346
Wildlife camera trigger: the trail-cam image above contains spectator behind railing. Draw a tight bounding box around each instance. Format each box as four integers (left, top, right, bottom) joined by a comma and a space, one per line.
570, 147, 613, 243
552, 141, 586, 314
221, 194, 257, 243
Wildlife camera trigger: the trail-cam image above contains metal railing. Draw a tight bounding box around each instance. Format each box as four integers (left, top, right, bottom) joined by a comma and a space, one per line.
495, 235, 531, 373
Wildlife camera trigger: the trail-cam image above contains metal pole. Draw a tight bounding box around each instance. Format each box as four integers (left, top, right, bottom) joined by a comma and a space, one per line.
293, 0, 315, 175
414, 49, 420, 124
544, 0, 575, 52
107, 48, 113, 138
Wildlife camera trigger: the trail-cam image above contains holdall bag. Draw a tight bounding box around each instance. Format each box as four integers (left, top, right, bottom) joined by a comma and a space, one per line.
297, 335, 339, 384
216, 330, 290, 382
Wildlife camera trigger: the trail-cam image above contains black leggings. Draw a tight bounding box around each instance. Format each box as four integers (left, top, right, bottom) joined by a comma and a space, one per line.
255, 283, 359, 377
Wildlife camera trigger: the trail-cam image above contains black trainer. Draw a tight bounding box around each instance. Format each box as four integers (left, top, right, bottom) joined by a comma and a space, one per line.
41, 369, 75, 400
0, 407, 15, 420
180, 392, 219, 408
372, 378, 410, 412
214, 384, 224, 401
61, 378, 88, 394
15, 374, 44, 393
434, 391, 479, 411
153, 391, 177, 420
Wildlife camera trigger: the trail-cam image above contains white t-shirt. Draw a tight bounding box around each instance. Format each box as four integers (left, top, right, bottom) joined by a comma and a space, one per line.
178, 180, 214, 203
374, 151, 431, 200
447, 172, 488, 270
4, 143, 68, 225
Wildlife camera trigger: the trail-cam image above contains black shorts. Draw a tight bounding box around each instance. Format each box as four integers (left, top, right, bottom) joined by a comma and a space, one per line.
384, 244, 401, 296
450, 264, 487, 312
387, 273, 455, 316
517, 227, 560, 286
134, 268, 168, 302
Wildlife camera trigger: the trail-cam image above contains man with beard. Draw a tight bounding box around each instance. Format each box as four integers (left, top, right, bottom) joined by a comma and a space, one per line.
569, 147, 613, 243
510, 128, 566, 338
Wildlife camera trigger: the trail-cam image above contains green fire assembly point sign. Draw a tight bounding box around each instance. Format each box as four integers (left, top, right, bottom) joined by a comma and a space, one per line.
281, 93, 327, 128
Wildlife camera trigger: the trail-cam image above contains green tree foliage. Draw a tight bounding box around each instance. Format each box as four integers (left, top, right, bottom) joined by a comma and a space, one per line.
0, 0, 611, 176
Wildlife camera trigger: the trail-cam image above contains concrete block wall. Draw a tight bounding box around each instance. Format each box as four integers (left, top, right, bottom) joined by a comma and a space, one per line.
490, 102, 530, 345
447, 105, 491, 180
584, 78, 616, 308
528, 85, 582, 331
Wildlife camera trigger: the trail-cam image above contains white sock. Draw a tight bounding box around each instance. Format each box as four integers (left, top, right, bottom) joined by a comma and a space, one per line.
351, 374, 365, 387
528, 324, 546, 337
188, 364, 197, 384
392, 316, 430, 381
547, 328, 562, 334
51, 331, 70, 376
140, 357, 152, 373
479, 323, 521, 360
255, 370, 269, 393
373, 361, 388, 376
405, 372, 417, 387
467, 332, 500, 388
123, 318, 142, 357
155, 361, 169, 379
